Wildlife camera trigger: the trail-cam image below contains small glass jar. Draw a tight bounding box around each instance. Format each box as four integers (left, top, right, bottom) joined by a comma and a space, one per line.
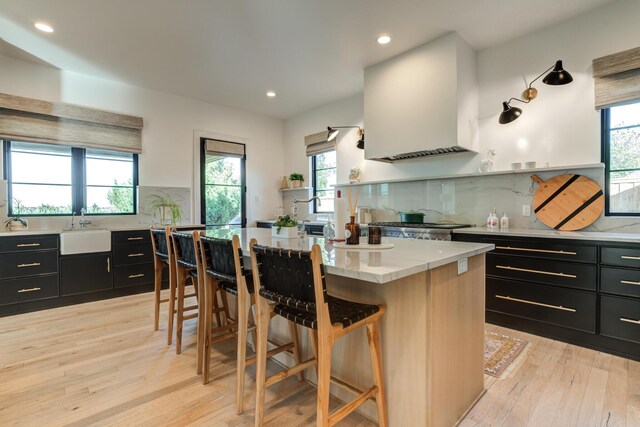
345, 216, 360, 245
368, 226, 382, 245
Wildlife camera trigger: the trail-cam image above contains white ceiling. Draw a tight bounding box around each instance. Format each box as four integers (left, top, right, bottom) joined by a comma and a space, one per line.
0, 0, 616, 119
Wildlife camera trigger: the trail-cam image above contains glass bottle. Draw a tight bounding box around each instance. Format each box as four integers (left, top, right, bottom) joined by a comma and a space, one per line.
345, 216, 360, 245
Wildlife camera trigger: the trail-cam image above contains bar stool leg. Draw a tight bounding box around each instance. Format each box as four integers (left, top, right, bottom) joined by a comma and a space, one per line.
167, 268, 177, 345
212, 289, 223, 327
202, 278, 214, 384
254, 296, 271, 427
236, 290, 249, 414
248, 297, 258, 352
196, 276, 205, 375
176, 271, 186, 354
288, 323, 304, 382
153, 263, 163, 331
367, 320, 388, 427
316, 331, 333, 427
309, 329, 319, 380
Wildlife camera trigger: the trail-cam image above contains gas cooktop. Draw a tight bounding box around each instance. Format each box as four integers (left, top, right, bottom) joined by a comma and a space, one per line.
369, 222, 472, 230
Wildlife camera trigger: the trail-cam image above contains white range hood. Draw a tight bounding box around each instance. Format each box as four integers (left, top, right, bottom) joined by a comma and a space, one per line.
364, 32, 479, 162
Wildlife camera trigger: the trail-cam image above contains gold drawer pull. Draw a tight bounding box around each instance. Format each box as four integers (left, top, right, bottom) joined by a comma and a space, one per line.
495, 246, 577, 255
496, 295, 576, 312
128, 253, 145, 257
621, 255, 640, 261
16, 243, 40, 247
621, 280, 640, 286
128, 273, 145, 279
496, 265, 577, 279
127, 237, 144, 241
18, 287, 41, 293
17, 262, 41, 268
620, 317, 640, 325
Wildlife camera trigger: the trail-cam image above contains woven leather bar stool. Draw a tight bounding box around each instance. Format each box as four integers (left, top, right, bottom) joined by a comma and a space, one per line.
170, 231, 201, 354
194, 232, 300, 414
250, 240, 388, 427
150, 226, 173, 333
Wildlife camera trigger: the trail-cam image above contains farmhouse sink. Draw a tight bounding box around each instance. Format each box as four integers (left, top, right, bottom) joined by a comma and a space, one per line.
60, 229, 111, 255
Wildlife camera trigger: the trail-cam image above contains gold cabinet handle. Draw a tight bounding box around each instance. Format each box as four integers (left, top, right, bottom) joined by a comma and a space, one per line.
496, 265, 577, 279
17, 262, 41, 268
495, 246, 577, 255
620, 317, 640, 325
128, 253, 145, 257
621, 280, 640, 286
16, 243, 40, 247
621, 255, 640, 261
495, 295, 576, 312
18, 287, 41, 293
107, 257, 111, 273
128, 273, 145, 279
127, 237, 144, 241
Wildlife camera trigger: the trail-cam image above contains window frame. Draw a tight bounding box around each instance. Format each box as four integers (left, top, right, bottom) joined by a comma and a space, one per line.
311, 150, 336, 214
601, 107, 640, 216
2, 140, 138, 217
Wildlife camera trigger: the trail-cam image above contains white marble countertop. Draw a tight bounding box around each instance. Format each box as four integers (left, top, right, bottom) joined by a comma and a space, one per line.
198, 227, 494, 284
454, 227, 640, 243
0, 224, 205, 237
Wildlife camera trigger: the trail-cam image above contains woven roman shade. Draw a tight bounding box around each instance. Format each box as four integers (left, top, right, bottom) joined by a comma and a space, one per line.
593, 46, 640, 109
305, 130, 335, 156
204, 139, 245, 158
0, 92, 143, 153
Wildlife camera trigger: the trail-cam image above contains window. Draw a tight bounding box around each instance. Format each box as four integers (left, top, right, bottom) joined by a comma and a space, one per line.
200, 141, 246, 228
312, 150, 336, 213
3, 141, 137, 216
602, 101, 640, 215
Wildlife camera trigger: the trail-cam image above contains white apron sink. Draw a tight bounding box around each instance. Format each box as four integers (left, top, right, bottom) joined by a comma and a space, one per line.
60, 229, 111, 255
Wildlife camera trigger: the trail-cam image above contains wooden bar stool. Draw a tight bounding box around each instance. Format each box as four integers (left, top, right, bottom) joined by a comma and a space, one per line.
170, 231, 201, 354
194, 232, 299, 414
150, 226, 173, 333
250, 240, 388, 427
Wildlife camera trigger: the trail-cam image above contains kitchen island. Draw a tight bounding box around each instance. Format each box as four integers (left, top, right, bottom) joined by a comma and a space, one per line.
204, 228, 494, 426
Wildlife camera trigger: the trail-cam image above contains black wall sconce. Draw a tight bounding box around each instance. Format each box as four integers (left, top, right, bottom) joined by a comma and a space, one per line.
327, 126, 365, 149
499, 60, 574, 124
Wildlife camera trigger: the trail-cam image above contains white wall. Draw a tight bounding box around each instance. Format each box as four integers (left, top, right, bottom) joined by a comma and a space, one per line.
0, 53, 284, 228
283, 0, 640, 185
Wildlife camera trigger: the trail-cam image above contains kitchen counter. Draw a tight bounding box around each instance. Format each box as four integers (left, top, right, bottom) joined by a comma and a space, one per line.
454, 226, 640, 243
201, 227, 491, 426
203, 227, 492, 283
0, 224, 205, 237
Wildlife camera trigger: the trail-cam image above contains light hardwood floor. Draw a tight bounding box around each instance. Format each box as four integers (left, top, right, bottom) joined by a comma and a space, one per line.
0, 292, 638, 426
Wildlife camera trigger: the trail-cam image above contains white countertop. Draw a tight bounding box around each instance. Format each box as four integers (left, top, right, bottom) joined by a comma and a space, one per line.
200, 228, 494, 284
0, 224, 205, 237
454, 227, 640, 243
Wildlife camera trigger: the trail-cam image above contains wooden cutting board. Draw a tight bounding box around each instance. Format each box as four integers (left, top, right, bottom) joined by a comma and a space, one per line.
530, 174, 604, 231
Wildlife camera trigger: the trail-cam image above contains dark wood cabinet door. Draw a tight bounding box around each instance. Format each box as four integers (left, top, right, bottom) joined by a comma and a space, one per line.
60, 252, 113, 296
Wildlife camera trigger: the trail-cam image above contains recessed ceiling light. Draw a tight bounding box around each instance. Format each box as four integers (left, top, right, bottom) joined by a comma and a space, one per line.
266, 91, 276, 98
377, 35, 391, 45
34, 22, 54, 33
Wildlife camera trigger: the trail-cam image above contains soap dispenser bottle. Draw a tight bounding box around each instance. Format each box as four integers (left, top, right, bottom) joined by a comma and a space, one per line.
491, 208, 499, 229
500, 212, 509, 229
487, 211, 494, 229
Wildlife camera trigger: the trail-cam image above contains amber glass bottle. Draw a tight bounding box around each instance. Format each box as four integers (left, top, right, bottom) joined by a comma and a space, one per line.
345, 216, 360, 245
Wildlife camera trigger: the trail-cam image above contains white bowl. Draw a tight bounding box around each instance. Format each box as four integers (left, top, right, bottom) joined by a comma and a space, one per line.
525, 161, 536, 169
511, 162, 522, 170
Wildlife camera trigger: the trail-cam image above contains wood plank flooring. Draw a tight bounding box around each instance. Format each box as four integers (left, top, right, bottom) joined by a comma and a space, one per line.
1, 292, 639, 426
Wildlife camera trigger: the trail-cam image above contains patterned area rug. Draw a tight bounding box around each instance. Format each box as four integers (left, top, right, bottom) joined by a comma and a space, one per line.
484, 331, 529, 378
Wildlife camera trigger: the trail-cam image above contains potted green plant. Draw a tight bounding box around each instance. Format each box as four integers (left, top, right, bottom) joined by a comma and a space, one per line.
148, 193, 183, 225
289, 173, 304, 188
4, 198, 28, 231
272, 215, 299, 238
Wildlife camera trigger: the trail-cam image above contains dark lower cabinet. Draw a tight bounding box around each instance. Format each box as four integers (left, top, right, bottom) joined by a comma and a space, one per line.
60, 252, 113, 296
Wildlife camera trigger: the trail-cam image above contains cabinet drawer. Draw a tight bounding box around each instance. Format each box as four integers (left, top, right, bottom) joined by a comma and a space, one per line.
0, 275, 59, 306
0, 235, 58, 253
601, 246, 640, 269
112, 230, 150, 246
0, 251, 59, 278
600, 295, 640, 344
113, 243, 153, 266
487, 277, 596, 332
484, 238, 596, 263
601, 267, 640, 299
114, 263, 154, 288
487, 253, 596, 291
